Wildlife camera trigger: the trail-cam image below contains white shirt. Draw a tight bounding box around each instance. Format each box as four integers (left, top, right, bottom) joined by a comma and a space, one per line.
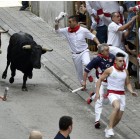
99, 1, 120, 14
55, 26, 95, 53
86, 1, 105, 29
86, 1, 101, 15
107, 66, 127, 91
107, 22, 123, 48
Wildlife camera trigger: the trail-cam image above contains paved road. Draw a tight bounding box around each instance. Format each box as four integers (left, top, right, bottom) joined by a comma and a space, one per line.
0, 30, 123, 139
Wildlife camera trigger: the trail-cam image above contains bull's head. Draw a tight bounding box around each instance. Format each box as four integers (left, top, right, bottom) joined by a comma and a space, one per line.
23, 45, 53, 69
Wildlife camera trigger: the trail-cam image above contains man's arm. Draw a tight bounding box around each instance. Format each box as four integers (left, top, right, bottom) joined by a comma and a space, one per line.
84, 28, 100, 45
125, 70, 138, 96
85, 1, 93, 16
93, 37, 100, 45
82, 57, 101, 89
55, 22, 59, 30
122, 24, 132, 39
95, 68, 111, 101
129, 5, 140, 12
118, 15, 138, 31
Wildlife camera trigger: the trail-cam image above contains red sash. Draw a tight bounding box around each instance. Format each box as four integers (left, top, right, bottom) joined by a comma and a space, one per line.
107, 90, 125, 95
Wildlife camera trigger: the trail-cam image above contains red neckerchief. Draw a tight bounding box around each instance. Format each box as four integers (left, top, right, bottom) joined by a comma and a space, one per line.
113, 60, 126, 71
98, 54, 109, 60
68, 25, 80, 33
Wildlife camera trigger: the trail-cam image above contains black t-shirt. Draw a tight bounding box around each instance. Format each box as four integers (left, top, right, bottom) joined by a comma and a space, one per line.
54, 131, 70, 139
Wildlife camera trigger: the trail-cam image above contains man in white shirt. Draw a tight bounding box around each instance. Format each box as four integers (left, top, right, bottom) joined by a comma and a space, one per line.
107, 12, 138, 68
55, 15, 100, 85
107, 12, 138, 50
86, 1, 107, 43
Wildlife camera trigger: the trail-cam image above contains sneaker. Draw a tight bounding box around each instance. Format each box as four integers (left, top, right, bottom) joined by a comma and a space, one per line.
107, 129, 114, 136
105, 129, 114, 138
87, 92, 95, 104
105, 131, 111, 138
88, 76, 93, 82
87, 97, 92, 104
95, 121, 100, 129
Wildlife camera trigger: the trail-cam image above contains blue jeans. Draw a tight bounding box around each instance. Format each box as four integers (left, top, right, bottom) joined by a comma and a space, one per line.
96, 25, 107, 43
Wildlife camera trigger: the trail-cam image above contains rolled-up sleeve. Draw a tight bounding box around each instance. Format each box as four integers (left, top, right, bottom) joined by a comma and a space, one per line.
84, 28, 96, 40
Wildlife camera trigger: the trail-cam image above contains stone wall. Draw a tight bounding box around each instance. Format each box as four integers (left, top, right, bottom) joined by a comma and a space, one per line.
31, 1, 73, 27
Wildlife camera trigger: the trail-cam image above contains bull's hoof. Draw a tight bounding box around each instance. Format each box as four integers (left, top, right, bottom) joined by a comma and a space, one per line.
9, 77, 14, 83
2, 73, 7, 79
22, 86, 28, 91
28, 75, 32, 79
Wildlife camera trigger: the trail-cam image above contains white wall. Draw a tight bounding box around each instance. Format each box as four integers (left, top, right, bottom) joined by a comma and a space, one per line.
31, 1, 73, 27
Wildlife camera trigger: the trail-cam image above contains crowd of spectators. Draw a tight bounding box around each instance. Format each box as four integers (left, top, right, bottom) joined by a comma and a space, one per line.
74, 1, 139, 75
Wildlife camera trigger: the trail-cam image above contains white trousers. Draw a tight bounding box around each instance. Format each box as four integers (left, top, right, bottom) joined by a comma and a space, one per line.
92, 82, 107, 122
109, 46, 129, 69
72, 49, 91, 84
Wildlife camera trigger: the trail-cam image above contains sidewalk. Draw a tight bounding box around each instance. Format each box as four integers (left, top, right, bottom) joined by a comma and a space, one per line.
0, 7, 140, 138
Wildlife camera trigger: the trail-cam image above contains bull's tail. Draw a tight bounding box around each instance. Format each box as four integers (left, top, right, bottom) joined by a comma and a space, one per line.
2, 59, 11, 79
2, 53, 11, 79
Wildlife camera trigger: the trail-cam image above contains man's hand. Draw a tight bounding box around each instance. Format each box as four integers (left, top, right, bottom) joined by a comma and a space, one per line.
81, 81, 86, 90
94, 93, 100, 102
131, 91, 138, 97
128, 7, 134, 12
97, 44, 101, 49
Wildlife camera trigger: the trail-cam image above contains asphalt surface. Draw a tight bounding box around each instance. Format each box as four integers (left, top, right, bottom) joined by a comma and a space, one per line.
0, 6, 140, 139
0, 30, 115, 139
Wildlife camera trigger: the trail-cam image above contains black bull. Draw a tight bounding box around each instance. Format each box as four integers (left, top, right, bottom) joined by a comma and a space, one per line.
2, 32, 53, 91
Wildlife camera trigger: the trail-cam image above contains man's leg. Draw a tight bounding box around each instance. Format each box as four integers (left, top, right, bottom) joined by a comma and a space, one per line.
105, 95, 120, 138
72, 54, 83, 84
94, 84, 105, 128
96, 25, 107, 43
113, 110, 124, 128
113, 94, 125, 127
108, 100, 120, 129
82, 50, 93, 82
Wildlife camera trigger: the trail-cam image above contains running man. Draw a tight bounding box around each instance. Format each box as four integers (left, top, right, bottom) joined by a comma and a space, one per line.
55, 15, 100, 86
82, 43, 115, 129
95, 52, 138, 138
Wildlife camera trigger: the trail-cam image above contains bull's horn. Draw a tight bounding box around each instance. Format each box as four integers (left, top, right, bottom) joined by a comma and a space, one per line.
0, 30, 9, 33
42, 48, 53, 52
23, 45, 31, 49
